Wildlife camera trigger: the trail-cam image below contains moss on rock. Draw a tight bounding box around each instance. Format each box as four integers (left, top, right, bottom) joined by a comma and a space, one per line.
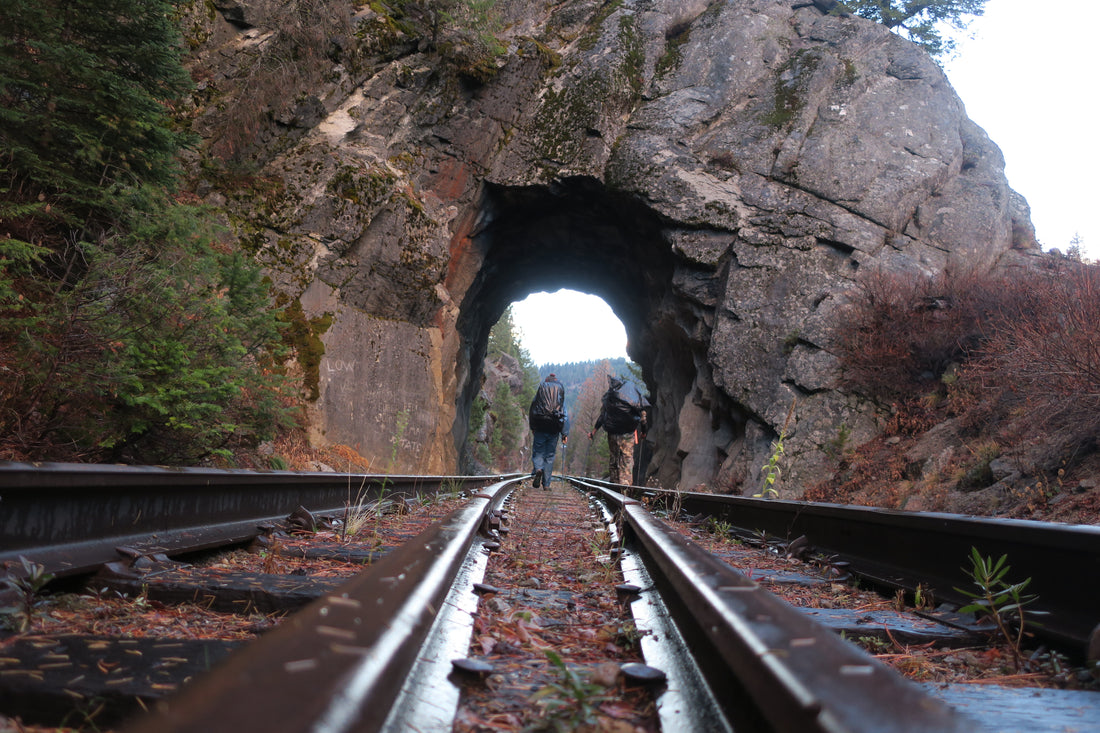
279, 299, 333, 402
761, 49, 823, 129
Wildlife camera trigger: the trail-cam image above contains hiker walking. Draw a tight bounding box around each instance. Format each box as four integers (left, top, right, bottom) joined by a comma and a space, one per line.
589, 375, 649, 485
528, 373, 569, 489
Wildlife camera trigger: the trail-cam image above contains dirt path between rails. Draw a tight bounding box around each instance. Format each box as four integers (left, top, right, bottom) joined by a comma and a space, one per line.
454, 482, 660, 733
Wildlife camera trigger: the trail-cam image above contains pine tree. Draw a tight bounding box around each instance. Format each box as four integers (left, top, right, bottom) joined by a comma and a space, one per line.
845, 0, 988, 57
0, 0, 193, 229
0, 1, 295, 463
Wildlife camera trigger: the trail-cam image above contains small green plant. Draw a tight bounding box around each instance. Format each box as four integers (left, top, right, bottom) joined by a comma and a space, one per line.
58, 695, 111, 730
955, 547, 1044, 671
706, 517, 733, 541
914, 583, 933, 610
824, 423, 852, 463
757, 440, 784, 498
755, 399, 796, 498
531, 649, 611, 732
341, 476, 374, 541
368, 409, 411, 541
615, 620, 646, 651
590, 541, 620, 585
782, 329, 801, 355
440, 476, 463, 500
747, 528, 773, 548
856, 635, 890, 652
2, 558, 55, 632
385, 409, 411, 479
957, 441, 1000, 489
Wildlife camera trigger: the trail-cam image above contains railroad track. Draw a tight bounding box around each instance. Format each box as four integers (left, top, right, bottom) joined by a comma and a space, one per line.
1, 463, 1098, 732
600, 482, 1100, 655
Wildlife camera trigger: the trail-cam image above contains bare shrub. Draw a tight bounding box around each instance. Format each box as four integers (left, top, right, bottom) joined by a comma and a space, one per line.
964, 261, 1100, 450
834, 259, 1100, 476
835, 266, 1030, 402
207, 0, 355, 163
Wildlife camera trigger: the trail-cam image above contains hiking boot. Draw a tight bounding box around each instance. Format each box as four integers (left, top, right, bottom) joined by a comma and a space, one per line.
532, 470, 541, 488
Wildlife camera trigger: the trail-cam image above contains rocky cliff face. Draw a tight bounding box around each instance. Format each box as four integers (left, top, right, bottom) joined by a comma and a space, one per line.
182, 0, 1038, 490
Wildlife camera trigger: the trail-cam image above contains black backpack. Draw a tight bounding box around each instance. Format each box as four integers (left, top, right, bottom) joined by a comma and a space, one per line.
529, 379, 565, 432
601, 379, 648, 434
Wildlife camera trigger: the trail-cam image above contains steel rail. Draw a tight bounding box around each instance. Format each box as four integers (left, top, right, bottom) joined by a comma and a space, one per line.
0, 461, 497, 578
121, 478, 516, 733
575, 478, 976, 733
618, 485, 1100, 653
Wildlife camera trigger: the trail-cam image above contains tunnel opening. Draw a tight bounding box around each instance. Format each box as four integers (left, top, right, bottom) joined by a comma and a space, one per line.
453, 176, 733, 487
510, 289, 629, 368
467, 289, 637, 478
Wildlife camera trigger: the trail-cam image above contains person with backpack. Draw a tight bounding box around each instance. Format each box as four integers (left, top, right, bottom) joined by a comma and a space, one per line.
528, 373, 569, 489
589, 375, 649, 485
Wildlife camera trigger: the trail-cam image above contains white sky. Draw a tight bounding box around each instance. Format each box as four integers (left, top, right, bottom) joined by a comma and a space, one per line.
511, 289, 628, 366
512, 1, 1095, 365
943, 0, 1095, 256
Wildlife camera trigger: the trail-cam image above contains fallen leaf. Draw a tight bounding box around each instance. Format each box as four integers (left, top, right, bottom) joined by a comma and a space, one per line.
477, 634, 497, 655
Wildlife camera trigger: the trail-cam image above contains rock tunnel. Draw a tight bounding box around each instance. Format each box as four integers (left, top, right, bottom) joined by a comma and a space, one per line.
195, 0, 1038, 492
453, 177, 746, 489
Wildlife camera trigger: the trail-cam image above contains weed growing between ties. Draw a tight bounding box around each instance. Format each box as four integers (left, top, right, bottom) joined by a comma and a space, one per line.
955, 547, 1045, 672
369, 409, 411, 544
454, 484, 660, 731
664, 509, 1097, 690
1, 558, 54, 632
531, 649, 613, 731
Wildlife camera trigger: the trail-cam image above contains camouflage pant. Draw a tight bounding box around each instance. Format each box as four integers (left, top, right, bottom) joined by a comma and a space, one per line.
607, 432, 634, 485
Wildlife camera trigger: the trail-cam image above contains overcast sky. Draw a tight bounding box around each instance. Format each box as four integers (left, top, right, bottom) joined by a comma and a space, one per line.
511, 290, 629, 366
513, 1, 1094, 365
943, 0, 1094, 256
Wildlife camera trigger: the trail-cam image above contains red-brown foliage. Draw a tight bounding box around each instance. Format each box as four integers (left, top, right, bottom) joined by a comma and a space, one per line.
963, 261, 1100, 444
835, 266, 1032, 401
835, 259, 1100, 465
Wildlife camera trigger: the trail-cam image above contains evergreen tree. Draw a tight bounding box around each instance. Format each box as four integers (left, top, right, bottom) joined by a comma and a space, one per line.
489, 380, 524, 468
488, 306, 539, 402
0, 0, 295, 463
1, 189, 295, 463
846, 0, 988, 57
388, 0, 505, 82
391, 0, 503, 50
0, 0, 193, 230
467, 307, 540, 470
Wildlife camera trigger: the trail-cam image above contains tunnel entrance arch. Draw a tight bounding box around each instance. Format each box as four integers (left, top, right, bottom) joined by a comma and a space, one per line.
452, 176, 745, 489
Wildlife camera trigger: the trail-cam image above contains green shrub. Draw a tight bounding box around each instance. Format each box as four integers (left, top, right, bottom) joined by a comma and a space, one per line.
0, 1, 298, 463
1, 190, 296, 463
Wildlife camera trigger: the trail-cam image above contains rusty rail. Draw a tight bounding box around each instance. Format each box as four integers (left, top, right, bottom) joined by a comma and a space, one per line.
0, 461, 496, 578
617, 484, 1100, 653
577, 479, 974, 733
6, 466, 1093, 730
122, 478, 516, 733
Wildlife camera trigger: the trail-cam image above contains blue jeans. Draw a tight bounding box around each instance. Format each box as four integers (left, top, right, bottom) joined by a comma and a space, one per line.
531, 431, 559, 484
